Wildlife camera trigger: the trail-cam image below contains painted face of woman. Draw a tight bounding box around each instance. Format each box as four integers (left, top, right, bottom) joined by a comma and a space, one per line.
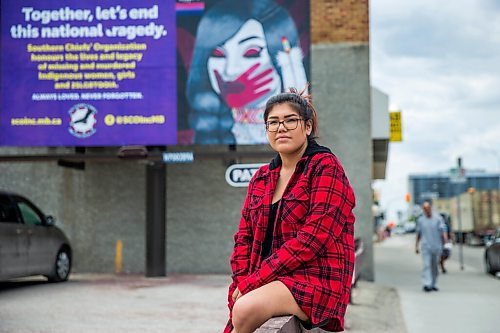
207, 19, 282, 108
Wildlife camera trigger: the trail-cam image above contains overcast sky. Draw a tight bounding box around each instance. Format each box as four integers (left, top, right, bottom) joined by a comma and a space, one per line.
370, 0, 500, 221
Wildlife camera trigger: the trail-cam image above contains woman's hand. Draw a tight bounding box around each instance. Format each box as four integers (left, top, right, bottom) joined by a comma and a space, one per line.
232, 287, 242, 302
276, 47, 307, 93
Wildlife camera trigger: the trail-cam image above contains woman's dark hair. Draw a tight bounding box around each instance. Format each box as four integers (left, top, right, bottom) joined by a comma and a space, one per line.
264, 86, 318, 139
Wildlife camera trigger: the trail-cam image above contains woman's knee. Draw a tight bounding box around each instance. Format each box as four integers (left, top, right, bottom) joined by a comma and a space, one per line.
232, 297, 259, 328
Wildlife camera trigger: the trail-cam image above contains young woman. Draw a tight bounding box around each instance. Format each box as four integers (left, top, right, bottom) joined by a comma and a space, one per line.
224, 88, 356, 333
186, 0, 308, 144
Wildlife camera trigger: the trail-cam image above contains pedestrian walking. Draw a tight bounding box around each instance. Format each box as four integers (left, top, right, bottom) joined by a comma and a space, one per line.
224, 87, 356, 333
415, 202, 448, 292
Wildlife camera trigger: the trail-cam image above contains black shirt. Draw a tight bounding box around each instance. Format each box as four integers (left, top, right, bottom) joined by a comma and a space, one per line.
261, 200, 280, 260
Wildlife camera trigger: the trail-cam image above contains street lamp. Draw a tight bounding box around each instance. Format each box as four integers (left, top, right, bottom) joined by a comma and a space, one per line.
450, 157, 467, 271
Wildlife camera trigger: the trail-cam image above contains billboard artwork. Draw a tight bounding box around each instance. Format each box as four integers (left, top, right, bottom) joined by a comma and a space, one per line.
0, 0, 177, 146
0, 0, 310, 147
177, 0, 310, 145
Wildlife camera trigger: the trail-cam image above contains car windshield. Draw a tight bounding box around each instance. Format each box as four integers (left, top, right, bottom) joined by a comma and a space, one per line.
18, 201, 43, 225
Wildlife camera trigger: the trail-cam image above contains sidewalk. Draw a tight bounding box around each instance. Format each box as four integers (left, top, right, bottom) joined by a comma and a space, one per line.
344, 281, 407, 333
0, 272, 406, 333
375, 234, 500, 333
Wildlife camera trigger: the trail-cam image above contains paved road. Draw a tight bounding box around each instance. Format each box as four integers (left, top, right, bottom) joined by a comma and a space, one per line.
375, 234, 499, 333
0, 273, 404, 333
0, 274, 230, 333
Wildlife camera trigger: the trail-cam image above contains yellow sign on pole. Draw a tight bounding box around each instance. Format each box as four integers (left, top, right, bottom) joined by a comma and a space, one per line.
390, 111, 402, 142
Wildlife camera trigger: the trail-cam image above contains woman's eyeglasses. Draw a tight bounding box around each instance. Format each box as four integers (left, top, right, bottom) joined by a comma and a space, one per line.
265, 118, 303, 132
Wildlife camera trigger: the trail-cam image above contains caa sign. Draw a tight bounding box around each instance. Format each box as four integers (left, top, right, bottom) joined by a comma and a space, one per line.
225, 163, 265, 187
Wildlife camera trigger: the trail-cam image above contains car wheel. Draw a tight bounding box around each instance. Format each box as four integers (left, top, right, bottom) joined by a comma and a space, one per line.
47, 247, 71, 282
485, 253, 495, 275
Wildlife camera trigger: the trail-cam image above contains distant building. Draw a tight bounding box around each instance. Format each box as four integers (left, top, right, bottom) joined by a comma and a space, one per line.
409, 170, 500, 205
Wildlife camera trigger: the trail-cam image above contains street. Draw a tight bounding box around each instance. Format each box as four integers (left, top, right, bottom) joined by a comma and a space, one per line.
0, 274, 230, 333
0, 235, 497, 333
376, 234, 499, 333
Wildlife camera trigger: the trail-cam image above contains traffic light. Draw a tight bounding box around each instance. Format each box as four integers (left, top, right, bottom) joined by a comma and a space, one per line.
405, 193, 411, 203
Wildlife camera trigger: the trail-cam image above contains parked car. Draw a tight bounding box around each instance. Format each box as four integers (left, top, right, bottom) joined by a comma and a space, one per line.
484, 227, 500, 275
0, 191, 72, 282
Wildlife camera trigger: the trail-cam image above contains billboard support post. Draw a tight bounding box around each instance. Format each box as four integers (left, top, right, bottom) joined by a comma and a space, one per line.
146, 159, 166, 277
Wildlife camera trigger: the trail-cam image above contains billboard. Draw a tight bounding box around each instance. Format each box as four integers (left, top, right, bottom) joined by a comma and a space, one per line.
0, 0, 177, 146
0, 0, 310, 147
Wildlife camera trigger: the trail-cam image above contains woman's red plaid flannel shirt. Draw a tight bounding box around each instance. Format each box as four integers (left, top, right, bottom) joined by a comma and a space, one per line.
224, 142, 356, 332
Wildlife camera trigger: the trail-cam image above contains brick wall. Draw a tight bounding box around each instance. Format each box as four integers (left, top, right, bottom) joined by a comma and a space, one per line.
311, 0, 369, 43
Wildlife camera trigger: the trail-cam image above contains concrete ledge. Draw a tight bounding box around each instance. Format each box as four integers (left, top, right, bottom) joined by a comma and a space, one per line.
254, 316, 300, 333
254, 316, 326, 333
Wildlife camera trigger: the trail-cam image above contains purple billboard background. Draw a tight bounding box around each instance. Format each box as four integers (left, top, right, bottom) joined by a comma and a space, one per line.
0, 0, 176, 146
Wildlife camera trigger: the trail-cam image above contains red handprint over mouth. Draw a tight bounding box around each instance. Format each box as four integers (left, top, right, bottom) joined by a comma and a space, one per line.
214, 63, 274, 108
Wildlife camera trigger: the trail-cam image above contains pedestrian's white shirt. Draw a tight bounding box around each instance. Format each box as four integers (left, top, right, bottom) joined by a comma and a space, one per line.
416, 212, 446, 251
